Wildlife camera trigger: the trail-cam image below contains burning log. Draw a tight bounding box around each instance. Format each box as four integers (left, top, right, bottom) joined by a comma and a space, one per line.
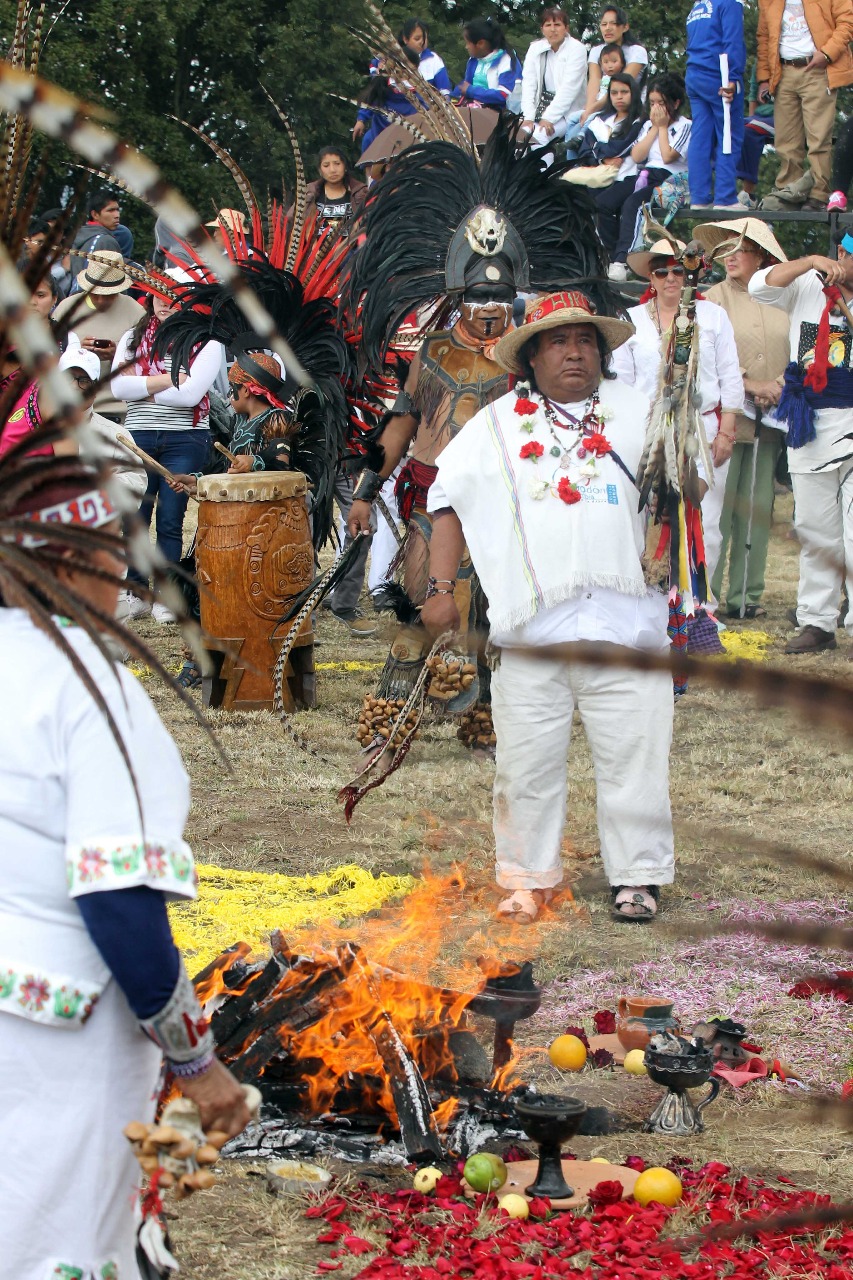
193, 937, 541, 1161
346, 944, 443, 1163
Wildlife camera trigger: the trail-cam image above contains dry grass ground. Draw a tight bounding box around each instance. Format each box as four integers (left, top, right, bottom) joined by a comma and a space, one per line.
132, 492, 853, 1278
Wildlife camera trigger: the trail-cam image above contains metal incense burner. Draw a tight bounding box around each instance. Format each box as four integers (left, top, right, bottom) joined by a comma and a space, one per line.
642, 1031, 720, 1137
514, 1093, 587, 1199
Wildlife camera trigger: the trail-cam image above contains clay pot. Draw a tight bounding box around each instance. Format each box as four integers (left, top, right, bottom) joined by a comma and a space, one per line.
616, 996, 678, 1052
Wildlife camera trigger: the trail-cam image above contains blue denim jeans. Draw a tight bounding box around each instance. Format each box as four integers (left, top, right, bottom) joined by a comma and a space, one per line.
127, 429, 211, 584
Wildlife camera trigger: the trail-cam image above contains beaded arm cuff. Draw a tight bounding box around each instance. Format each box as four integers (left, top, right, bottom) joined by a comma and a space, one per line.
140, 963, 215, 1072
353, 467, 384, 503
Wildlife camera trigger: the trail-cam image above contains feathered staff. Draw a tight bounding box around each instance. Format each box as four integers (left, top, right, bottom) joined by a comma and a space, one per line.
634, 213, 715, 614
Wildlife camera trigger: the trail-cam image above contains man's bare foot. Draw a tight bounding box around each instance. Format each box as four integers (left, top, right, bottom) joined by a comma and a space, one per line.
610, 886, 658, 923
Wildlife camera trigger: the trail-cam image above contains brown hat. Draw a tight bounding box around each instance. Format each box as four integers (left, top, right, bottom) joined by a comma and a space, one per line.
692, 217, 787, 265
493, 290, 635, 375
205, 207, 248, 234
76, 250, 131, 295
626, 237, 688, 281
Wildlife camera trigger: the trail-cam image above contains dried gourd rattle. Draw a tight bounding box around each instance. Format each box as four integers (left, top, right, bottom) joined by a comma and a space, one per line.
125, 1084, 261, 1199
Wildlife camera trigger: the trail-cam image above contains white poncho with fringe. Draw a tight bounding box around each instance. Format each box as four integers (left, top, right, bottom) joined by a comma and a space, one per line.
430, 381, 654, 637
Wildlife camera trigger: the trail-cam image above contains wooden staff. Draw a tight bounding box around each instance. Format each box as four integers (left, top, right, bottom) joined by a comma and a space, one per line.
214, 441, 239, 464
116, 433, 198, 498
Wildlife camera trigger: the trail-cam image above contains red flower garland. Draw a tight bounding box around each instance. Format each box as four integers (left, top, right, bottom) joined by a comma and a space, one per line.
583, 430, 612, 458
519, 440, 545, 460
557, 476, 581, 505
514, 397, 538, 416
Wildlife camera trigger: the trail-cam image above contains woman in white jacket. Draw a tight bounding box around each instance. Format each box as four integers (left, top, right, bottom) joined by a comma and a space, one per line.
520, 7, 589, 145
110, 270, 224, 622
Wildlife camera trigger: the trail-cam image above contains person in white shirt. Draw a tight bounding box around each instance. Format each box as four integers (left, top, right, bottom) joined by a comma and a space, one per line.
598, 73, 692, 279
582, 4, 649, 121
421, 291, 675, 926
110, 269, 224, 623
520, 6, 589, 145
749, 232, 853, 653
611, 238, 744, 592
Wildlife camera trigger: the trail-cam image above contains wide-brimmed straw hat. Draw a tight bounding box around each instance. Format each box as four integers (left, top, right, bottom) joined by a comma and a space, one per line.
76, 250, 131, 295
692, 217, 787, 264
494, 290, 635, 374
205, 207, 248, 234
626, 237, 687, 280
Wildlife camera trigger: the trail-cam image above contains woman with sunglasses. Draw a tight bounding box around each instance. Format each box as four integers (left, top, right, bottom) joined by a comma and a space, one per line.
110, 271, 224, 622
611, 238, 744, 590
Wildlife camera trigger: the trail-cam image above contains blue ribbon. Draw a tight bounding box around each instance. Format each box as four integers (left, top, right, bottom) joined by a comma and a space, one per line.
776, 361, 853, 448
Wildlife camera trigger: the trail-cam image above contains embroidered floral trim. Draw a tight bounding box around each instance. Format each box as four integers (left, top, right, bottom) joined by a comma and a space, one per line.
1, 958, 101, 1028
66, 838, 197, 899
47, 1259, 119, 1278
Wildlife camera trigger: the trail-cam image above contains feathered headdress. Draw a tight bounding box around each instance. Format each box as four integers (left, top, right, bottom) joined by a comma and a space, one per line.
152, 249, 350, 549
345, 116, 618, 366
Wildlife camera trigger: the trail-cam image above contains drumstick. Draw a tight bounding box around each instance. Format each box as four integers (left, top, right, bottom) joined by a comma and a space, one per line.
116, 433, 198, 498
214, 441, 239, 464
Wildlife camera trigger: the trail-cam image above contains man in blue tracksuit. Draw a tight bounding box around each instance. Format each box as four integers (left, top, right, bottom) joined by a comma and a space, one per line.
686, 0, 747, 207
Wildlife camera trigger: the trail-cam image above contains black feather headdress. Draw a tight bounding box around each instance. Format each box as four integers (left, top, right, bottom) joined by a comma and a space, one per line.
345, 116, 621, 367
153, 252, 351, 549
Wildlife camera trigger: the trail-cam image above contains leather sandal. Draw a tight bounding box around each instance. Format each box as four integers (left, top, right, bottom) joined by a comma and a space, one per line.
610, 885, 659, 923
497, 888, 554, 924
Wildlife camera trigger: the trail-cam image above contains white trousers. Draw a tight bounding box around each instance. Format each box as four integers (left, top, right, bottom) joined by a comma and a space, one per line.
701, 456, 731, 600
490, 647, 675, 890
791, 464, 853, 635
368, 476, 401, 593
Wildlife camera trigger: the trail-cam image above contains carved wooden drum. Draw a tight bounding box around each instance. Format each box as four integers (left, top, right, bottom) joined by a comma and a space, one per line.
195, 471, 315, 712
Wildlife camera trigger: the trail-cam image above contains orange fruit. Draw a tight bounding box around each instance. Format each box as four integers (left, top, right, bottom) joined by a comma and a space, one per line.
548, 1034, 587, 1071
632, 1167, 683, 1207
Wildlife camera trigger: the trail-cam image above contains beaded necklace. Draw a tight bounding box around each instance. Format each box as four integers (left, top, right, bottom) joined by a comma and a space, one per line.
513, 382, 614, 506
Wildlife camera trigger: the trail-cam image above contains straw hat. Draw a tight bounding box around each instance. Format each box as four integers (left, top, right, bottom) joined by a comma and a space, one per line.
76, 250, 131, 295
205, 207, 248, 234
692, 217, 787, 264
493, 290, 635, 375
626, 237, 687, 281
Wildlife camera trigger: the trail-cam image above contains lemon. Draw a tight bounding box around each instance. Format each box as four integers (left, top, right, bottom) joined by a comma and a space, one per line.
413, 1166, 442, 1193
548, 1034, 587, 1071
633, 1167, 683, 1207
499, 1193, 530, 1219
463, 1153, 507, 1192
590, 1157, 610, 1164
623, 1048, 648, 1075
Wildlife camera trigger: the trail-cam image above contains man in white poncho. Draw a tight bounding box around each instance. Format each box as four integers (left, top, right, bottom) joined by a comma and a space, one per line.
420, 291, 675, 924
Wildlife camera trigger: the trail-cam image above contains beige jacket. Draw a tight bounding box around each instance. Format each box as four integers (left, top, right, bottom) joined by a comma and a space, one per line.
53, 293, 145, 418
756, 0, 853, 90
706, 277, 791, 443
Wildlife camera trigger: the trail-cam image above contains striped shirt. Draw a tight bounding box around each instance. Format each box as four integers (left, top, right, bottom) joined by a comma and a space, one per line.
111, 332, 224, 432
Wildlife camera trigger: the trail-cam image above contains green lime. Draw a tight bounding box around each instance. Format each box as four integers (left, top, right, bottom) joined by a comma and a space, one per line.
463, 1152, 508, 1192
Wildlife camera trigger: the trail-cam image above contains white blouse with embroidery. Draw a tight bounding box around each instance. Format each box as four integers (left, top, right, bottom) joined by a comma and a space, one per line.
0, 609, 196, 1029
